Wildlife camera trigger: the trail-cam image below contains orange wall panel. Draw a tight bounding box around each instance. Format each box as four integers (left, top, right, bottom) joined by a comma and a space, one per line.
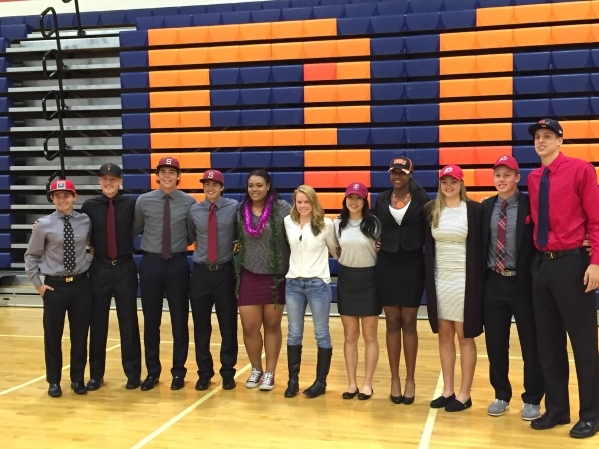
337, 61, 370, 80
476, 6, 514, 26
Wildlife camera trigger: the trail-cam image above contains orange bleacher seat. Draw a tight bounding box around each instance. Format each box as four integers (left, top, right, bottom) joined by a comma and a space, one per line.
241, 130, 273, 147
595, 167, 599, 184
148, 49, 179, 66
475, 123, 511, 141
192, 193, 207, 202
178, 27, 209, 45
513, 3, 552, 24
272, 129, 305, 146
513, 26, 552, 47
179, 91, 210, 108
468, 191, 496, 202
177, 69, 210, 87
318, 192, 346, 210
439, 146, 512, 165
305, 107, 337, 124
440, 79, 476, 98
305, 128, 337, 145
337, 106, 370, 123
148, 28, 179, 46
180, 131, 211, 148
561, 144, 591, 161
178, 47, 208, 65
554, 1, 593, 22
177, 173, 204, 189
150, 112, 180, 128
439, 56, 476, 76
593, 1, 599, 19
239, 22, 272, 41
551, 24, 592, 45
210, 131, 241, 147
562, 120, 591, 139
592, 24, 599, 45
589, 120, 599, 139
151, 132, 181, 149
303, 40, 337, 59
207, 45, 240, 64
473, 169, 495, 187
151, 153, 210, 169
440, 31, 476, 52
303, 19, 337, 38
476, 29, 514, 49
476, 100, 512, 119
149, 70, 179, 88
150, 92, 179, 108
337, 61, 370, 80
476, 54, 512, 73
304, 149, 370, 167
476, 77, 512, 96
304, 85, 336, 103
336, 39, 370, 57
239, 44, 272, 62
207, 24, 240, 43
476, 6, 514, 27
461, 169, 476, 187
440, 101, 476, 120
439, 124, 476, 143
179, 111, 210, 128
304, 63, 337, 81
304, 171, 370, 188
271, 42, 304, 60
336, 83, 370, 101
271, 20, 304, 39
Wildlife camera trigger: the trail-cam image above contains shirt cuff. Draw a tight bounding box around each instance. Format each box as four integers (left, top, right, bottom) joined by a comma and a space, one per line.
590, 254, 599, 266
32, 275, 42, 290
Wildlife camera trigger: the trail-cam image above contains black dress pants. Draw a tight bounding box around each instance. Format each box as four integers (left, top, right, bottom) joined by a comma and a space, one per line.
190, 262, 238, 380
483, 269, 544, 405
532, 251, 599, 421
139, 254, 190, 378
88, 258, 142, 382
43, 275, 92, 384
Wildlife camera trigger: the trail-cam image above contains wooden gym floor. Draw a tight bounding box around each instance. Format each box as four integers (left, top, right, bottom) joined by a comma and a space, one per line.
0, 307, 595, 449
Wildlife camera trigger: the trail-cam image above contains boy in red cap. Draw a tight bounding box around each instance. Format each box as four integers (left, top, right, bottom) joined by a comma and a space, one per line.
24, 180, 92, 397
481, 156, 544, 420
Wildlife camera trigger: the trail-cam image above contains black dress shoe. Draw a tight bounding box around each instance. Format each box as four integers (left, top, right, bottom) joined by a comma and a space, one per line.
71, 382, 87, 395
531, 412, 571, 430
342, 389, 359, 400
222, 377, 236, 390
358, 389, 373, 401
430, 393, 455, 409
171, 376, 185, 390
569, 419, 599, 438
48, 383, 62, 398
195, 378, 210, 391
403, 384, 415, 405
140, 375, 160, 391
390, 394, 403, 404
126, 378, 141, 390
445, 398, 472, 412
86, 378, 104, 391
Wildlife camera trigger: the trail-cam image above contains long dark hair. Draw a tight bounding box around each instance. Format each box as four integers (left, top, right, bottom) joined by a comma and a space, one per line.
338, 197, 378, 240
242, 169, 280, 206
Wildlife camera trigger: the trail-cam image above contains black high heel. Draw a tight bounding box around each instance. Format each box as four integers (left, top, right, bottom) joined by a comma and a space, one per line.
402, 384, 415, 405
390, 394, 403, 404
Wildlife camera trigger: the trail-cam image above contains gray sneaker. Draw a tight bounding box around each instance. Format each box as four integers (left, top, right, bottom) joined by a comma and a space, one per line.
521, 403, 541, 421
488, 399, 509, 416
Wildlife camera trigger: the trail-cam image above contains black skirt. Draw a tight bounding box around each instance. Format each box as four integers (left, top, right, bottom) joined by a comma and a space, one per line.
337, 265, 382, 317
375, 249, 425, 308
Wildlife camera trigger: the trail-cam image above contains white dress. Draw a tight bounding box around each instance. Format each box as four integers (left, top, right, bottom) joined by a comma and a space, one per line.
432, 202, 468, 322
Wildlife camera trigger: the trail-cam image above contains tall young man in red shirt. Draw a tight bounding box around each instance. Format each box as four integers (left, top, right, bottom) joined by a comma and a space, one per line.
527, 118, 599, 439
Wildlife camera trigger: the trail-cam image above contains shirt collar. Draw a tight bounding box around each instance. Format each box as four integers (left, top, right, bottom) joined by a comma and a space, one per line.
157, 188, 180, 199
496, 190, 519, 206
101, 193, 121, 203
203, 196, 224, 209
546, 152, 566, 172
55, 209, 75, 219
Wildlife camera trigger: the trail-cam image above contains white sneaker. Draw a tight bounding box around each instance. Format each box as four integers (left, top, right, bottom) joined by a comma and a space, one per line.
259, 371, 275, 391
522, 403, 541, 421
488, 399, 509, 416
245, 368, 263, 389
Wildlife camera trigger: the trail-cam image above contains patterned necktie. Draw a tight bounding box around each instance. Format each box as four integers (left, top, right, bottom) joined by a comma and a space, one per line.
107, 198, 117, 260
536, 167, 550, 248
207, 202, 218, 263
63, 215, 76, 273
495, 200, 508, 273
162, 194, 171, 259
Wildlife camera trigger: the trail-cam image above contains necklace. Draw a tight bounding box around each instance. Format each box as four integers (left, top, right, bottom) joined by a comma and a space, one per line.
392, 192, 411, 209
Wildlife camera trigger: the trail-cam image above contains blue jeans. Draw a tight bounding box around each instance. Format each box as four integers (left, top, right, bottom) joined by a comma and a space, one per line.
285, 277, 332, 348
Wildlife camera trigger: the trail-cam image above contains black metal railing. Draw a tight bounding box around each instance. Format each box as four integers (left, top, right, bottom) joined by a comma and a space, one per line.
63, 0, 86, 37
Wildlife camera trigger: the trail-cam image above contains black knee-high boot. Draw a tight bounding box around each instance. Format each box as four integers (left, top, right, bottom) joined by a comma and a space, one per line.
284, 345, 302, 398
303, 347, 332, 398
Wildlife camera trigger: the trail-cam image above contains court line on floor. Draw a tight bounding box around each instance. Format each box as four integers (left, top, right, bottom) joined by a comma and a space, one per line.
418, 371, 444, 449
0, 344, 121, 397
131, 357, 260, 449
0, 335, 244, 347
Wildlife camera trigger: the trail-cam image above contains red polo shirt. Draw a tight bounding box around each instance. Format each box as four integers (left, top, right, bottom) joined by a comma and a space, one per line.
528, 153, 599, 265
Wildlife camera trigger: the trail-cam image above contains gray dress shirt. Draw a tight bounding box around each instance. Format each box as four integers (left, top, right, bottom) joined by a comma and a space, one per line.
188, 196, 239, 264
133, 188, 196, 253
24, 210, 92, 289
488, 191, 519, 270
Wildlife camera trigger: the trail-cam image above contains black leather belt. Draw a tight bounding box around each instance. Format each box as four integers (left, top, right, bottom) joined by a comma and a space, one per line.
44, 271, 88, 283
490, 267, 517, 277
540, 247, 586, 260
143, 251, 187, 259
196, 261, 232, 271
94, 255, 133, 266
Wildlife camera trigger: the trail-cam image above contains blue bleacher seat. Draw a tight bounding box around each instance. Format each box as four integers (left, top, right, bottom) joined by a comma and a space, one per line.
123, 174, 151, 190
270, 0, 291, 9
0, 253, 11, 268
222, 173, 246, 189
478, 0, 511, 7
405, 34, 439, 54
271, 65, 303, 83
512, 145, 538, 164
371, 105, 406, 123
551, 97, 590, 117
240, 67, 271, 84
0, 156, 11, 171
0, 235, 11, 250
121, 113, 150, 130
272, 151, 304, 167
512, 123, 534, 141
80, 11, 103, 26
192, 13, 223, 26
441, 9, 476, 28
0, 17, 24, 26
164, 14, 193, 28
234, 1, 264, 12
122, 134, 151, 150
291, 0, 319, 7
370, 15, 404, 33
405, 12, 442, 32
406, 126, 439, 143
120, 72, 149, 89
371, 37, 404, 56
513, 75, 551, 95
125, 9, 153, 22
271, 172, 304, 188
119, 51, 148, 68
591, 74, 599, 92
404, 58, 439, 77
0, 57, 8, 73
122, 154, 150, 169
282, 7, 313, 21
206, 3, 234, 13
136, 16, 164, 30
412, 170, 441, 189
0, 117, 12, 132
513, 99, 552, 118
371, 82, 405, 100
405, 81, 439, 99
272, 108, 304, 125
377, 1, 410, 16
211, 152, 241, 169
372, 148, 439, 167
406, 104, 439, 121
179, 6, 207, 15
0, 195, 11, 209
514, 52, 551, 71
313, 5, 346, 19
271, 86, 303, 104
329, 258, 339, 276
210, 68, 240, 85
551, 49, 592, 70
0, 24, 31, 41
240, 88, 272, 105
344, 3, 377, 18
371, 127, 404, 144
222, 11, 252, 24
411, 0, 445, 14
151, 7, 179, 16
239, 152, 273, 168
240, 109, 272, 126
0, 78, 10, 92
0, 137, 11, 152
591, 97, 599, 115
211, 110, 241, 127
551, 74, 590, 94
119, 30, 148, 47
251, 9, 282, 23
210, 89, 241, 106
371, 61, 404, 79
337, 17, 371, 35
121, 93, 149, 110
337, 128, 371, 145
444, 0, 478, 11
0, 214, 12, 229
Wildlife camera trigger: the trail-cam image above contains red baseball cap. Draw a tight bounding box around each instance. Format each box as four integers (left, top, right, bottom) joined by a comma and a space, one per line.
49, 179, 77, 195
344, 182, 368, 199
201, 169, 224, 185
156, 156, 180, 171
439, 165, 464, 182
493, 155, 519, 171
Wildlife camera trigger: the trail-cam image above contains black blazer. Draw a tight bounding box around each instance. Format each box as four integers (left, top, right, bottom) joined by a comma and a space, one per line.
481, 192, 535, 295
375, 179, 430, 253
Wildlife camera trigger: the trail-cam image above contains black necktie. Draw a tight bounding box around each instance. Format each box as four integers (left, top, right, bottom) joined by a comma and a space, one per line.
536, 167, 550, 248
63, 215, 76, 273
162, 194, 171, 259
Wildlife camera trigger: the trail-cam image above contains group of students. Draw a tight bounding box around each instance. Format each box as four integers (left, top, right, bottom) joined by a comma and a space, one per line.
24, 118, 599, 439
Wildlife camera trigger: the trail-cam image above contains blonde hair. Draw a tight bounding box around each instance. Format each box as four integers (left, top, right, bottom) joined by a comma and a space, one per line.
290, 185, 326, 236
427, 180, 469, 229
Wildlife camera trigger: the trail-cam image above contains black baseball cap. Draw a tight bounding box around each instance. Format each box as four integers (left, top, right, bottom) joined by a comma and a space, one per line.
528, 118, 563, 138
99, 163, 123, 177
388, 157, 414, 174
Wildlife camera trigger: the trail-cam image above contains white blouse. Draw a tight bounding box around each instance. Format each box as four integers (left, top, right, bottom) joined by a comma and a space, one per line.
284, 216, 337, 283
389, 200, 411, 225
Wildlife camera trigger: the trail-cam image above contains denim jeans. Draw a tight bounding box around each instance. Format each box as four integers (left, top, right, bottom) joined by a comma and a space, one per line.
285, 277, 332, 348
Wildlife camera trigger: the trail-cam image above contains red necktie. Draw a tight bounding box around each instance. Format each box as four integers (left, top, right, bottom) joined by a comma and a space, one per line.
207, 202, 217, 263
107, 198, 117, 260
495, 200, 508, 273
162, 194, 171, 259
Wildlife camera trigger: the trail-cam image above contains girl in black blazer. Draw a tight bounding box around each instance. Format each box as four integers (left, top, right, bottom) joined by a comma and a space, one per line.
374, 157, 430, 405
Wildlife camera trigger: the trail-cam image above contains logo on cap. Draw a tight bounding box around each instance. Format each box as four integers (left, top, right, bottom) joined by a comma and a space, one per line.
207, 171, 214, 178
393, 158, 406, 165
353, 183, 360, 190
106, 164, 112, 171
498, 156, 508, 162
443, 167, 453, 174
57, 181, 66, 189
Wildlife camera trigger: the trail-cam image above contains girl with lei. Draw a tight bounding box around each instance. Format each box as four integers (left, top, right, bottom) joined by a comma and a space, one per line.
236, 170, 291, 391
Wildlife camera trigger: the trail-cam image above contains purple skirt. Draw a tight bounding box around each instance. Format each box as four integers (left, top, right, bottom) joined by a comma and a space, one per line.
238, 267, 286, 306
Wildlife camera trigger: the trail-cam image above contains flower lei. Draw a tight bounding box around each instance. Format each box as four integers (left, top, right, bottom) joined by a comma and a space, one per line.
243, 194, 275, 237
